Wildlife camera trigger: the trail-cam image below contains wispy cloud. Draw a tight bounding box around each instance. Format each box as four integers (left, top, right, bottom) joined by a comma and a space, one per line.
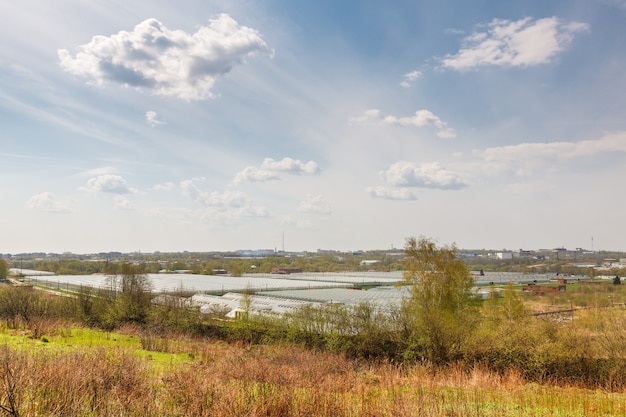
234, 157, 321, 184
145, 111, 165, 127
25, 192, 72, 213
58, 14, 272, 100
351, 109, 456, 139
441, 16, 589, 70
298, 194, 332, 214
477, 131, 626, 176
153, 181, 175, 191
400, 70, 422, 88
180, 178, 268, 223
367, 186, 417, 201
77, 166, 118, 177
113, 195, 134, 210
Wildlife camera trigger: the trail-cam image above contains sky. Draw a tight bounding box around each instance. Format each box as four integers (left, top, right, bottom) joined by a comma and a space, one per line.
1, 0, 626, 254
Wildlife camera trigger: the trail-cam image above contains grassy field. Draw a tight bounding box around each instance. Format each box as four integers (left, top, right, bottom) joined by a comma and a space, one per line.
0, 322, 624, 417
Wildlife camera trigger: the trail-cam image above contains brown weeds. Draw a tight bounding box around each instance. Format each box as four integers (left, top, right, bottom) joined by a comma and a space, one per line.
0, 336, 623, 416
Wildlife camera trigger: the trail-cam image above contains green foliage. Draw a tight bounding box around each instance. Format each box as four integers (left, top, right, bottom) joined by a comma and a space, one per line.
69, 285, 113, 328
400, 237, 476, 363
144, 292, 201, 335
0, 260, 8, 280
276, 302, 401, 359
467, 285, 534, 372
104, 263, 152, 326
482, 284, 527, 324
229, 262, 245, 277
0, 287, 48, 325
596, 308, 626, 360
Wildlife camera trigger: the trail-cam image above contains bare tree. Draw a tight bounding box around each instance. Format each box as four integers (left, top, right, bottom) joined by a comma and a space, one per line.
0, 346, 21, 417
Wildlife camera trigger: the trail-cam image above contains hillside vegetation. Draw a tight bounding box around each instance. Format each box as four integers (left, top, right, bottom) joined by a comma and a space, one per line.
1, 239, 625, 415
0, 323, 624, 416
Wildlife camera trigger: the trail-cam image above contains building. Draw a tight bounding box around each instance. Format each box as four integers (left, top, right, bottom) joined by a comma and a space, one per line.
522, 284, 566, 294
271, 267, 303, 275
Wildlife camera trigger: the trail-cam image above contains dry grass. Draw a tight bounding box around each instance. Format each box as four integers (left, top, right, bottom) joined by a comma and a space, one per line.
0, 325, 624, 416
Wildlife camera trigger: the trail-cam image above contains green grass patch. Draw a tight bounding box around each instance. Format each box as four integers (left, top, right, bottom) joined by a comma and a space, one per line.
0, 325, 195, 369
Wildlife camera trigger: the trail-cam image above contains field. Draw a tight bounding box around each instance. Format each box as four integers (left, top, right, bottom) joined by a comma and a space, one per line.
0, 322, 624, 417
2, 252, 626, 416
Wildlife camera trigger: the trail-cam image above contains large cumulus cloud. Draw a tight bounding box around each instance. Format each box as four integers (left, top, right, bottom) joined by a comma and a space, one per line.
58, 14, 271, 100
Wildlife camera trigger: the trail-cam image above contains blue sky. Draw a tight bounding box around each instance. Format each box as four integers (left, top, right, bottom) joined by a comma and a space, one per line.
1, 0, 625, 254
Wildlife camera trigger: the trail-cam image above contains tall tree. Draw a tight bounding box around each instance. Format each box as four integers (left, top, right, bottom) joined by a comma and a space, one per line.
401, 237, 475, 363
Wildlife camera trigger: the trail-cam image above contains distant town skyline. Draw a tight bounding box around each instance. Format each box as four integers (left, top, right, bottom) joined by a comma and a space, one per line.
4, 243, 623, 258
2, 1, 626, 254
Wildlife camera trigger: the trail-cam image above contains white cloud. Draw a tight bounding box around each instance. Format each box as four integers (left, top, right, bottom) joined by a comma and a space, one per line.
445, 28, 465, 36
351, 109, 457, 139
478, 131, 626, 175
233, 166, 281, 184
81, 174, 137, 194
145, 110, 165, 127
349, 109, 383, 124
261, 157, 320, 174
25, 192, 72, 213
77, 166, 117, 177
400, 70, 422, 88
180, 177, 205, 200
298, 194, 332, 214
367, 161, 467, 200
180, 178, 268, 222
437, 128, 458, 140
153, 181, 175, 191
441, 17, 590, 70
385, 109, 445, 128
58, 14, 272, 101
202, 190, 248, 209
113, 195, 134, 210
380, 161, 468, 190
367, 186, 417, 200
234, 157, 321, 184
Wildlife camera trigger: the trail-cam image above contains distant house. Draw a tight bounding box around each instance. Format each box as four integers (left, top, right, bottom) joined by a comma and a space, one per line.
271, 267, 303, 275
518, 250, 534, 259
522, 284, 566, 294
496, 252, 513, 260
